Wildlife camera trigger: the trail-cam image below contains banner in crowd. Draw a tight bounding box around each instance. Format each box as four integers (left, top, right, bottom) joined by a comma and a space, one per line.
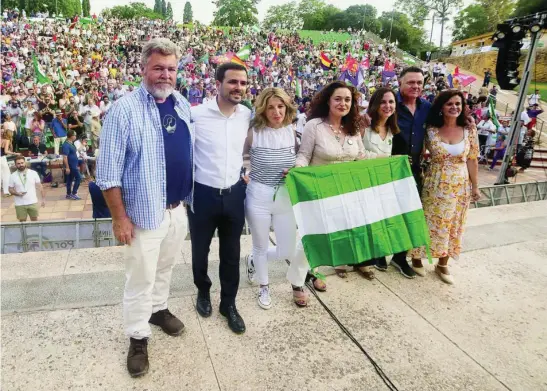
32, 55, 51, 84
320, 52, 332, 70
381, 71, 396, 84
236, 45, 251, 60
210, 52, 234, 64
285, 157, 431, 269
489, 97, 501, 127
453, 73, 477, 87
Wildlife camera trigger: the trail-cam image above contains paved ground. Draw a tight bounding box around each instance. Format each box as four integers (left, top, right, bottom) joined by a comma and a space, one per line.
2, 201, 547, 391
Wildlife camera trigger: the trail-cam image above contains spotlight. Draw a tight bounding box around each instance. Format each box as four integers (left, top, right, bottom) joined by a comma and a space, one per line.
509, 78, 519, 85
497, 32, 506, 39
530, 23, 541, 33
511, 24, 522, 33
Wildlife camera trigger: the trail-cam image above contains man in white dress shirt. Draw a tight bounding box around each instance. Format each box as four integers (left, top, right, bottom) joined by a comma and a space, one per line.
189, 63, 251, 334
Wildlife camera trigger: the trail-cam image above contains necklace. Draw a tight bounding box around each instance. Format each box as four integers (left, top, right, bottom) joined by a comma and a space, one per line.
328, 122, 344, 141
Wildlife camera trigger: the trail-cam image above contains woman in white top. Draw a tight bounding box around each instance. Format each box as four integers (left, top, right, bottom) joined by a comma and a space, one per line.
289, 81, 368, 294
243, 88, 300, 309
476, 114, 496, 155
359, 87, 401, 278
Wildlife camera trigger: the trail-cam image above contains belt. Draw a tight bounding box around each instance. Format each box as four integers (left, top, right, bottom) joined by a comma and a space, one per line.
166, 201, 181, 210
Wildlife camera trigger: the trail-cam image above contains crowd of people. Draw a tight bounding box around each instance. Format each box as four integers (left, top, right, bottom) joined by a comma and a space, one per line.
0, 10, 541, 379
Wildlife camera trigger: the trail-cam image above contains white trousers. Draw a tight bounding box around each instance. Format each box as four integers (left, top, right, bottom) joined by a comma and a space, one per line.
124, 204, 187, 339
286, 239, 310, 287
54, 136, 66, 156
245, 182, 296, 286
0, 156, 11, 195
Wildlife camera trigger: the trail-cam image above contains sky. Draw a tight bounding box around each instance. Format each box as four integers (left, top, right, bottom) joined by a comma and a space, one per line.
89, 0, 473, 46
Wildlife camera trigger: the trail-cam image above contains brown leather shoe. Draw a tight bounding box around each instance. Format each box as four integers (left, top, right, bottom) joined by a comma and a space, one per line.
149, 308, 185, 336
127, 338, 149, 377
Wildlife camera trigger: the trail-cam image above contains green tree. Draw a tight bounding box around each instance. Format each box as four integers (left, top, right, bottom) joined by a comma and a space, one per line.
298, 0, 326, 30
512, 0, 545, 16
396, 0, 462, 47
107, 2, 164, 19
378, 11, 426, 55
166, 2, 173, 19
183, 1, 193, 23
82, 0, 90, 17
161, 0, 167, 16
263, 1, 303, 30
153, 0, 161, 14
212, 0, 259, 27
327, 5, 381, 33
452, 5, 488, 41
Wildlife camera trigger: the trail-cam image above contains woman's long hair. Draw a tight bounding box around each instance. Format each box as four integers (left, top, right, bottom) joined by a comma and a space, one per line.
251, 87, 296, 130
427, 90, 467, 128
308, 81, 361, 136
366, 87, 400, 135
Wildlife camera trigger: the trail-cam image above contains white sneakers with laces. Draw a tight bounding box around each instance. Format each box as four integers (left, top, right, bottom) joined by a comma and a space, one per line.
258, 285, 272, 310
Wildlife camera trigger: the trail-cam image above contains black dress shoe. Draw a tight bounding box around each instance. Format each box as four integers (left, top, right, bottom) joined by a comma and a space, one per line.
127, 338, 149, 377
196, 291, 212, 318
391, 255, 416, 279
219, 304, 246, 334
149, 308, 185, 336
374, 256, 388, 272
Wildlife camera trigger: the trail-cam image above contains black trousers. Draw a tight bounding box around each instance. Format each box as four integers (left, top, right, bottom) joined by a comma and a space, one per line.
187, 180, 246, 307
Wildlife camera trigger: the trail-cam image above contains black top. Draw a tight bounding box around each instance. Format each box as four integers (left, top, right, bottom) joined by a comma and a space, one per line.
29, 143, 47, 155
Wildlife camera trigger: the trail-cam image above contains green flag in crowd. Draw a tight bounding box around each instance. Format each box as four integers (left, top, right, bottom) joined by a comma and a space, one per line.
285, 156, 431, 269
58, 68, 68, 86
295, 77, 302, 99
488, 97, 501, 128
32, 55, 51, 85
236, 45, 252, 61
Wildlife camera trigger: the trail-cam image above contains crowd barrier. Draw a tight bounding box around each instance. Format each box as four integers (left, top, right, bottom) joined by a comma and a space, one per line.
1, 181, 545, 254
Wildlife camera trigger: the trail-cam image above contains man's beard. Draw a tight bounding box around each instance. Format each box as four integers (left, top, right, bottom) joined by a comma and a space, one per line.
145, 80, 174, 100
17, 166, 26, 171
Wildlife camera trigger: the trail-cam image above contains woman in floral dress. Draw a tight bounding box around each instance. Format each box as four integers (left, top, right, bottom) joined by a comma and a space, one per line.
410, 90, 481, 284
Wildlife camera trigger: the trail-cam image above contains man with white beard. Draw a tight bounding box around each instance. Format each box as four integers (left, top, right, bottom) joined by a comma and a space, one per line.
96, 38, 194, 378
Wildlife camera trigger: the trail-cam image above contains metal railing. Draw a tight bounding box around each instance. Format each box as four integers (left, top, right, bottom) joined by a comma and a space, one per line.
2, 181, 545, 254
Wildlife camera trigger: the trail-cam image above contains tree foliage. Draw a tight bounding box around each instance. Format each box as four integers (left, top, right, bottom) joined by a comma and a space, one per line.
2, 0, 81, 16
104, 2, 164, 20
452, 0, 514, 42
153, 0, 161, 14
512, 0, 546, 17
161, 0, 167, 16
166, 2, 173, 19
212, 0, 259, 27
82, 0, 90, 17
183, 1, 193, 23
325, 5, 381, 33
396, 0, 462, 47
263, 1, 303, 30
378, 11, 426, 55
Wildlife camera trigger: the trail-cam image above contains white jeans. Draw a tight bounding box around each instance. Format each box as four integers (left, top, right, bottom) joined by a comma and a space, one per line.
124, 204, 187, 339
1, 156, 11, 195
54, 136, 67, 156
245, 181, 296, 286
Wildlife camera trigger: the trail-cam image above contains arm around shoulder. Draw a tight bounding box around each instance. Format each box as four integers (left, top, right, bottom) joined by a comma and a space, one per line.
295, 119, 317, 167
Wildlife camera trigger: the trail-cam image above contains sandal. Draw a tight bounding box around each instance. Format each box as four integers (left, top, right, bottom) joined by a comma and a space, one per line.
312, 277, 327, 292
354, 266, 375, 280
292, 286, 309, 307
335, 268, 348, 278
435, 264, 454, 285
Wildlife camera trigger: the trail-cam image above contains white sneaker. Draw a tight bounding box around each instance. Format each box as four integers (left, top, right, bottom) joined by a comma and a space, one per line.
258, 286, 272, 310
245, 254, 255, 284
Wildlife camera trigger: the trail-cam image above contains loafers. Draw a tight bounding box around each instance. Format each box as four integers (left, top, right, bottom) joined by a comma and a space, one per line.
374, 256, 388, 272
412, 266, 426, 277
435, 264, 454, 285
219, 304, 246, 334
391, 256, 416, 279
149, 308, 185, 336
196, 291, 212, 318
127, 338, 149, 377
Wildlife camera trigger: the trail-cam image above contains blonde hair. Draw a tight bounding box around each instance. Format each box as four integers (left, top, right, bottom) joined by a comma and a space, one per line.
251, 88, 296, 130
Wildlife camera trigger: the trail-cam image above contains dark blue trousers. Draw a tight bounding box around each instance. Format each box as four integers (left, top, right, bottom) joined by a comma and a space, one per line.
187, 180, 246, 307
66, 166, 81, 195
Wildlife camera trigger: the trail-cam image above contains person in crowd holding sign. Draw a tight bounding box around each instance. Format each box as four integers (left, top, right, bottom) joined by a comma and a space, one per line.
409, 90, 480, 284
243, 87, 299, 309
288, 81, 367, 294
97, 38, 193, 378
189, 62, 251, 333
360, 87, 401, 279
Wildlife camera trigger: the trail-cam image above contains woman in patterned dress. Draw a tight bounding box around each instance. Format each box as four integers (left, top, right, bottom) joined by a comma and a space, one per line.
410, 90, 480, 284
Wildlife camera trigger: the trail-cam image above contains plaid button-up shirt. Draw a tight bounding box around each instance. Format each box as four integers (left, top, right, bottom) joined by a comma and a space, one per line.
96, 85, 194, 230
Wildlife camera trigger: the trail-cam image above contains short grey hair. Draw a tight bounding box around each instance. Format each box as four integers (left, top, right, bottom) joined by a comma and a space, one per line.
141, 38, 181, 67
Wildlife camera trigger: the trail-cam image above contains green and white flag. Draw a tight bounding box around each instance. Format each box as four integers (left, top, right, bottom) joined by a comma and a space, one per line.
295, 77, 302, 99
236, 45, 251, 60
32, 55, 51, 85
285, 156, 431, 269
58, 68, 68, 86
488, 97, 500, 128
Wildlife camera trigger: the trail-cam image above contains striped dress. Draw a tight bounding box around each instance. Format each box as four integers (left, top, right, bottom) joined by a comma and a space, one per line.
250, 125, 296, 187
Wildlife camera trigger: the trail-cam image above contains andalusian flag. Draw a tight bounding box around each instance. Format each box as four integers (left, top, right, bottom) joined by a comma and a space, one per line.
488, 97, 501, 128
58, 68, 68, 86
32, 55, 51, 84
236, 45, 251, 61
285, 157, 430, 269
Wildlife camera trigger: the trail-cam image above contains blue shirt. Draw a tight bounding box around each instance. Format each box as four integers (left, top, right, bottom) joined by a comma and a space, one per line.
395, 92, 431, 157
96, 85, 194, 230
51, 117, 67, 137
61, 140, 78, 168
88, 181, 111, 219
156, 96, 192, 205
